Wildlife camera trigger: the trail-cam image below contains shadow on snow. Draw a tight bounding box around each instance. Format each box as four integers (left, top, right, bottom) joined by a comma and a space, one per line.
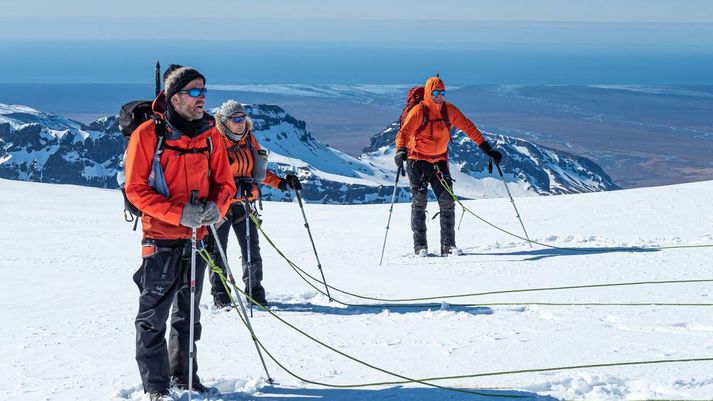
467, 246, 659, 261
264, 302, 494, 316
210, 384, 559, 401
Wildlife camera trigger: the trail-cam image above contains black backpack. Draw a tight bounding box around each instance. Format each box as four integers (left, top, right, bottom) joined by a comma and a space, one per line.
118, 100, 168, 230
119, 100, 154, 138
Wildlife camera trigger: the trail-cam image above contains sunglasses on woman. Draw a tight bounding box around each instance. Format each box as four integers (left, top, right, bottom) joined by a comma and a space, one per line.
231, 116, 246, 123
431, 90, 446, 97
178, 88, 208, 98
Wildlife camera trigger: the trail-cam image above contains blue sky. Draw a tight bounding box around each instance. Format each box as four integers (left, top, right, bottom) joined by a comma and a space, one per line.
3, 0, 713, 22
1, 0, 712, 44
1, 0, 712, 84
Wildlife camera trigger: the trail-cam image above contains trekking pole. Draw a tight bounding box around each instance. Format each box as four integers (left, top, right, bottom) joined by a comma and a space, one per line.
379, 164, 405, 266
457, 207, 466, 231
493, 161, 533, 248
188, 190, 199, 401
208, 223, 274, 384
294, 187, 332, 301
244, 199, 255, 317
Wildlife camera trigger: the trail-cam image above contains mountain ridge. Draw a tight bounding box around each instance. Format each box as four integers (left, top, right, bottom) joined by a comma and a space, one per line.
0, 102, 618, 204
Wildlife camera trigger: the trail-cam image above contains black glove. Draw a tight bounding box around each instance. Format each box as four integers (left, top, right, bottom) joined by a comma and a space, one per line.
278, 174, 302, 191
235, 180, 254, 199
478, 142, 503, 165
394, 147, 408, 168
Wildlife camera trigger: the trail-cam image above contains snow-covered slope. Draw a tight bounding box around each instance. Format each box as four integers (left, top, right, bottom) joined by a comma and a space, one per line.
0, 102, 617, 204
1, 178, 712, 401
0, 104, 124, 187
240, 104, 405, 204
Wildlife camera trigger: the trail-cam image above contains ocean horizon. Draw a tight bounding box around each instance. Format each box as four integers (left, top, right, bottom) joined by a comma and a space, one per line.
1, 40, 713, 86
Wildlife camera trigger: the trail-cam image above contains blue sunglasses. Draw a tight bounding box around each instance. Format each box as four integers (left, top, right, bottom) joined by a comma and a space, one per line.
431, 90, 446, 97
178, 88, 208, 98
231, 116, 246, 123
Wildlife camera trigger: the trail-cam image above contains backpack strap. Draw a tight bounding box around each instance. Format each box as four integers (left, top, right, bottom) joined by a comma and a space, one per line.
245, 131, 256, 151
415, 102, 452, 135
441, 102, 453, 143
206, 136, 213, 177
162, 143, 212, 155
159, 133, 213, 178
441, 102, 451, 130
415, 102, 430, 133
152, 116, 167, 155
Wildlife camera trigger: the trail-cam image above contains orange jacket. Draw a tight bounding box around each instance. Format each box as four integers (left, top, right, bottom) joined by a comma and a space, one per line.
124, 94, 236, 240
214, 114, 282, 201
395, 76, 486, 163
223, 131, 282, 201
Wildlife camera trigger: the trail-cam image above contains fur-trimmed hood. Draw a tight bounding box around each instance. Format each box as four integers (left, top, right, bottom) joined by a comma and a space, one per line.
214, 111, 254, 140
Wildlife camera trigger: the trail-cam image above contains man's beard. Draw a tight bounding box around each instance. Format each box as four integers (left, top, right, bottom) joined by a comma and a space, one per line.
185, 104, 204, 121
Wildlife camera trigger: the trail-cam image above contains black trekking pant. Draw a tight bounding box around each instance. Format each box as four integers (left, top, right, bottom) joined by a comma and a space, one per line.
406, 159, 456, 251
133, 238, 207, 394
205, 202, 265, 305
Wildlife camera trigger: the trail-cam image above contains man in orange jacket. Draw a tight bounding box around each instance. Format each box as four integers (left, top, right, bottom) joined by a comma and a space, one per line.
395, 76, 502, 256
124, 65, 236, 400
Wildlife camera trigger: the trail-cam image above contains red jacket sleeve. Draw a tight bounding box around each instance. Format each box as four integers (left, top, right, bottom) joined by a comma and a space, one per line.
263, 170, 282, 189
207, 129, 237, 218
124, 121, 184, 226
447, 103, 485, 146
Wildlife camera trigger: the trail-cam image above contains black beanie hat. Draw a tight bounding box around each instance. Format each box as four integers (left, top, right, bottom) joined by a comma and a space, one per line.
164, 65, 206, 100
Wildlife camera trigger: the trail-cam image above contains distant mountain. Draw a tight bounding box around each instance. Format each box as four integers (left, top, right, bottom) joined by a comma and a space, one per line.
0, 103, 405, 204
362, 122, 619, 196
0, 103, 618, 204
0, 105, 124, 187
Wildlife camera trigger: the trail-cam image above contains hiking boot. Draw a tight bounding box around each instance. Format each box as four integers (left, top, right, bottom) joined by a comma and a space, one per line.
246, 287, 268, 307
441, 245, 463, 256
414, 245, 428, 256
213, 297, 232, 309
147, 390, 172, 401
188, 381, 219, 396
213, 291, 232, 309
171, 378, 219, 396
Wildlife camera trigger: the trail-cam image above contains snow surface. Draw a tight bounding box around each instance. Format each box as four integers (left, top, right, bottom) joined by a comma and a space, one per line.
1, 178, 713, 401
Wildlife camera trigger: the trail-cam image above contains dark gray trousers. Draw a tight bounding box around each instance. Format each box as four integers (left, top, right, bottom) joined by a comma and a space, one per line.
407, 159, 456, 251
133, 238, 206, 394
205, 203, 265, 304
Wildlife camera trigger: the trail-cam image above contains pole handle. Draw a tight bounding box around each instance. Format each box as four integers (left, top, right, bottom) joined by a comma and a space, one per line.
294, 187, 304, 208
495, 162, 504, 177
190, 190, 199, 205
